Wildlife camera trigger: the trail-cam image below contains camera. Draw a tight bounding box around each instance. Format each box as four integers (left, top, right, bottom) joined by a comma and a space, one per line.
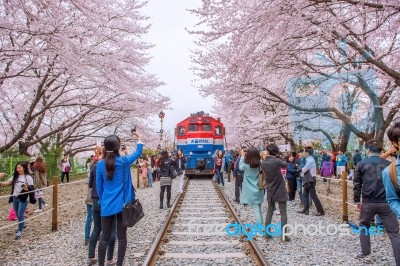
131, 125, 137, 133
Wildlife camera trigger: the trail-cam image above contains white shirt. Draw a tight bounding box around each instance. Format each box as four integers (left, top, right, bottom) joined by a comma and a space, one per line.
11, 175, 34, 196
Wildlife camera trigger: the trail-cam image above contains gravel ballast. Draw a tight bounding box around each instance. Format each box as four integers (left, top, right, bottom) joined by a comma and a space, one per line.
0, 175, 180, 266
221, 177, 397, 266
0, 175, 397, 266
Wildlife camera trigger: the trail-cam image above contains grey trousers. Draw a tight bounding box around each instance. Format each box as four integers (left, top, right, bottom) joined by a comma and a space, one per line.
265, 201, 288, 234
359, 202, 400, 265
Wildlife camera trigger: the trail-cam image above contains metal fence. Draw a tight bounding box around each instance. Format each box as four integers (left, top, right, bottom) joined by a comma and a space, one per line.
0, 156, 88, 181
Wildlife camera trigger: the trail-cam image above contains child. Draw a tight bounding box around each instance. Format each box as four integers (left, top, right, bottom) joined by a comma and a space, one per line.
139, 157, 148, 188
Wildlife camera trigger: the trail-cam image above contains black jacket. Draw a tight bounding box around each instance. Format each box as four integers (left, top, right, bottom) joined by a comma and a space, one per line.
261, 156, 288, 203
89, 162, 99, 200
9, 185, 36, 204
159, 158, 176, 178
176, 156, 187, 170
353, 155, 391, 204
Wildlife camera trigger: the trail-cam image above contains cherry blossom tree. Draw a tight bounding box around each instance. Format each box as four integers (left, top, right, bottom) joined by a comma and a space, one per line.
0, 0, 168, 155
190, 0, 400, 150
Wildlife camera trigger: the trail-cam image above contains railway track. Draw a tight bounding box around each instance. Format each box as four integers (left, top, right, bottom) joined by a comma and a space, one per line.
143, 179, 269, 266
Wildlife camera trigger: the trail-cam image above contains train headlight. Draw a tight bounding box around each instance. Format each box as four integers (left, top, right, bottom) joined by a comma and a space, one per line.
189, 152, 193, 155
208, 151, 211, 155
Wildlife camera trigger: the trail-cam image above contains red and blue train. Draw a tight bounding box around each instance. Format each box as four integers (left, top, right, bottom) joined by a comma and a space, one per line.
175, 111, 225, 177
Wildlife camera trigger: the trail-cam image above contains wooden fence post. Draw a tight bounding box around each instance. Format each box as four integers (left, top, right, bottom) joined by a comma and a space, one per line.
341, 170, 348, 222
52, 176, 59, 231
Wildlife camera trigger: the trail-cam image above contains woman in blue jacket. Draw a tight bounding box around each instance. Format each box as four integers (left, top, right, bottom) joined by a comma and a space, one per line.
286, 155, 298, 205
96, 132, 143, 266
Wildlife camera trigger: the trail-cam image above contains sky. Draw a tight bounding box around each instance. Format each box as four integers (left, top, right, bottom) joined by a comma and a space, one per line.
142, 0, 215, 134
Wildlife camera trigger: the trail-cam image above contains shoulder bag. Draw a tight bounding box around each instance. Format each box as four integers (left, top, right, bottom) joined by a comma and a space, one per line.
121, 158, 144, 228
169, 162, 178, 179
258, 167, 267, 190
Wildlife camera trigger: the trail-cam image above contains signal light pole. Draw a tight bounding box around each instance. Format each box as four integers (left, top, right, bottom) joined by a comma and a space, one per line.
158, 111, 165, 148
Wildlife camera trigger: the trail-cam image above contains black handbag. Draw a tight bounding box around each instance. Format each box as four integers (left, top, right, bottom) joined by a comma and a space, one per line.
169, 165, 177, 179
121, 158, 144, 227
122, 198, 144, 227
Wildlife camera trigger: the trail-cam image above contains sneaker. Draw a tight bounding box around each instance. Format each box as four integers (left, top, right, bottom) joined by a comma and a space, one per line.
87, 258, 97, 265
42, 204, 48, 209
274, 210, 281, 215
355, 252, 372, 264
34, 209, 43, 213
15, 231, 22, 240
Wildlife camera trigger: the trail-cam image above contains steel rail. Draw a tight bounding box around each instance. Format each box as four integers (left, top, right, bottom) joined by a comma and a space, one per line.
143, 179, 269, 266
213, 182, 270, 266
142, 179, 189, 266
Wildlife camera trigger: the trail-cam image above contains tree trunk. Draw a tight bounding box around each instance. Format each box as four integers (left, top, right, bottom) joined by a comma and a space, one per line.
338, 125, 351, 152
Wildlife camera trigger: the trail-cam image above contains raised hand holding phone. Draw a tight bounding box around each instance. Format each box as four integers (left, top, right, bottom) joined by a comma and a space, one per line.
131, 126, 140, 141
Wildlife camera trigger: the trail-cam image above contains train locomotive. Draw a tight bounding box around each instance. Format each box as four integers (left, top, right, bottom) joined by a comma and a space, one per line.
175, 111, 225, 178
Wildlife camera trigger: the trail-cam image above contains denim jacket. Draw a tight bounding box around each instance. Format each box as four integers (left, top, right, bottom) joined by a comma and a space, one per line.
382, 157, 400, 219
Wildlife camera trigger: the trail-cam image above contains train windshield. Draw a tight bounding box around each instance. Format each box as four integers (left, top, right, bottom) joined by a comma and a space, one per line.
188, 124, 198, 131
178, 126, 185, 135
201, 124, 212, 131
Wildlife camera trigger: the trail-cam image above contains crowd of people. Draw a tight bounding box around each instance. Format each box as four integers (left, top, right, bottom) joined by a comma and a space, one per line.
0, 121, 399, 265
220, 122, 400, 265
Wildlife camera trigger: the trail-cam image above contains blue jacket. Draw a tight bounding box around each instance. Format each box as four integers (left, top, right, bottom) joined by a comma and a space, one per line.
233, 155, 244, 177
382, 157, 400, 219
286, 162, 298, 180
336, 154, 347, 166
96, 143, 143, 216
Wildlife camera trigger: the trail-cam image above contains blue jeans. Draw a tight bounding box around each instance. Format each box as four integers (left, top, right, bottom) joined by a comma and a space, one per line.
215, 168, 224, 186
85, 204, 93, 240
296, 178, 303, 204
89, 199, 116, 260
38, 196, 46, 209
147, 168, 153, 187
12, 197, 28, 232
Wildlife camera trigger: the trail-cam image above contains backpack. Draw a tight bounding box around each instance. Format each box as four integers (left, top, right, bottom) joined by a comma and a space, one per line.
389, 161, 400, 197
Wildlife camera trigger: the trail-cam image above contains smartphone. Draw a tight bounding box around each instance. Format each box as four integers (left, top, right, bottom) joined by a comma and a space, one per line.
131, 125, 137, 133
121, 144, 126, 150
